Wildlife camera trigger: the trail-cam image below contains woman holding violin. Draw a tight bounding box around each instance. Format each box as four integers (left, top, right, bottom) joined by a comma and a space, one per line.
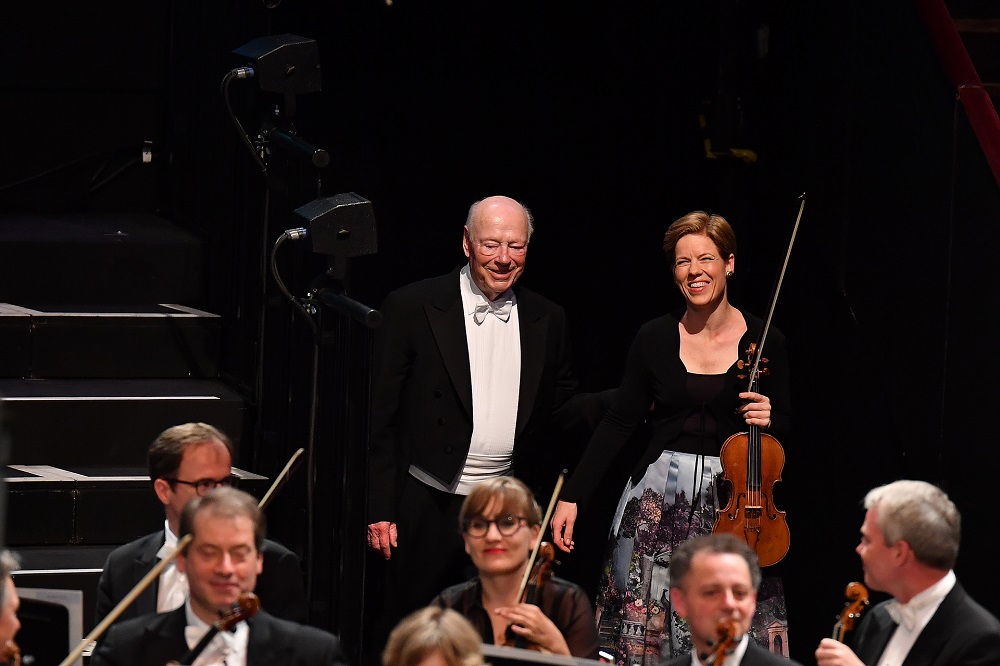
432, 477, 600, 659
550, 211, 792, 662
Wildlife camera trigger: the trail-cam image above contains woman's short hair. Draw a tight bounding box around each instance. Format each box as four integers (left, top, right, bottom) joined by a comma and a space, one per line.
383, 606, 484, 666
662, 211, 737, 266
458, 476, 542, 531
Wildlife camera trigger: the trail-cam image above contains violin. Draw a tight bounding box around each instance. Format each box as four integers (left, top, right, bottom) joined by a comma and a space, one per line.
703, 619, 738, 666
503, 542, 558, 651
0, 640, 20, 666
502, 471, 565, 652
832, 582, 869, 642
177, 592, 260, 665
57, 448, 305, 666
713, 342, 790, 567
713, 195, 804, 567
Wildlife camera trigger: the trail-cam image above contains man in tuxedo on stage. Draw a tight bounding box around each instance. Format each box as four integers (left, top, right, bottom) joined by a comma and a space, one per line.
664, 533, 802, 666
95, 422, 307, 628
91, 487, 346, 666
366, 195, 605, 655
816, 479, 1000, 666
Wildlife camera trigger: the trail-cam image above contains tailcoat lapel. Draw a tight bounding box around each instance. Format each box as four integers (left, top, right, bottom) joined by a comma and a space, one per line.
131, 533, 164, 616
900, 584, 965, 666
855, 607, 899, 666
426, 284, 473, 419
145, 607, 189, 664
515, 296, 546, 436
247, 614, 279, 665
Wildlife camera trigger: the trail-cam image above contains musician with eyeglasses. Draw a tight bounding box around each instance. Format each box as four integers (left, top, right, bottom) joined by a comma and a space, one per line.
431, 477, 599, 658
94, 422, 308, 629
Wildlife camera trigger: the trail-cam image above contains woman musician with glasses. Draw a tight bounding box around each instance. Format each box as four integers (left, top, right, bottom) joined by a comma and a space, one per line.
430, 477, 599, 658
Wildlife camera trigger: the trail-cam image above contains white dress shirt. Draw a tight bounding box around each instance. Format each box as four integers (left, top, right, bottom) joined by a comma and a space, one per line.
876, 570, 956, 666
156, 521, 188, 612
408, 266, 520, 494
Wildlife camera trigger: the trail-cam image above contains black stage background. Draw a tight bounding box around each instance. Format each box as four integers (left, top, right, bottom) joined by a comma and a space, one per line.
3, 2, 1000, 664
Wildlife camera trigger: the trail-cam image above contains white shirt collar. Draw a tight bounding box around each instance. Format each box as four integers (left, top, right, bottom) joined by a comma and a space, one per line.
460, 264, 513, 313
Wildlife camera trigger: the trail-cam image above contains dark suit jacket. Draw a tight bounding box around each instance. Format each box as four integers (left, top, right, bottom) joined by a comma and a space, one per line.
849, 582, 1000, 666
661, 641, 803, 666
95, 532, 309, 627
90, 607, 347, 666
368, 268, 601, 522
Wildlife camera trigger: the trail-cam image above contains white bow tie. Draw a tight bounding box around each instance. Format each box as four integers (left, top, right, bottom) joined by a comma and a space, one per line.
184, 625, 236, 664
473, 297, 512, 324
885, 600, 919, 631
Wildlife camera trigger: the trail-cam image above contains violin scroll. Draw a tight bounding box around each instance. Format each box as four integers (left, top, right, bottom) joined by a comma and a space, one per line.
218, 592, 261, 631
704, 620, 738, 666
177, 593, 260, 665
832, 581, 869, 642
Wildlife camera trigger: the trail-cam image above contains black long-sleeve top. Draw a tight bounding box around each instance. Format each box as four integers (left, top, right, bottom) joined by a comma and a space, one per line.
562, 309, 792, 503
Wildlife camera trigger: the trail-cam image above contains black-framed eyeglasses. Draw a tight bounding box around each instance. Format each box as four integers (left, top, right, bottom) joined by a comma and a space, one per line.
163, 475, 238, 496
463, 515, 529, 538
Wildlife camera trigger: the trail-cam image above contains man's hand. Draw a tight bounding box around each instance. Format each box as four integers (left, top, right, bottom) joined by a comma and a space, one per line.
815, 638, 865, 666
550, 501, 577, 553
367, 521, 398, 560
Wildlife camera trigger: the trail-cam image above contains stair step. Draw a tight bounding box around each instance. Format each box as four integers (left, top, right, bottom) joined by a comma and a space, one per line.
0, 213, 205, 306
954, 18, 1000, 33
4, 464, 268, 547
0, 378, 249, 466
0, 303, 221, 379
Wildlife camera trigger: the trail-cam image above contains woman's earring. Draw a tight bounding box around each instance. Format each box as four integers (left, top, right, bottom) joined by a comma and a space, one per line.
726, 271, 733, 278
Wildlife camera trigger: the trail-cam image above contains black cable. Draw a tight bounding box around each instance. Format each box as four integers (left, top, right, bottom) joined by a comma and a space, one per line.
221, 67, 268, 176
270, 228, 317, 336
90, 156, 143, 194
268, 227, 320, 602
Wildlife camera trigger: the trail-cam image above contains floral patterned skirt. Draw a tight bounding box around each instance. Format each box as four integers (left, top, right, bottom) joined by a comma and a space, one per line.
593, 450, 788, 666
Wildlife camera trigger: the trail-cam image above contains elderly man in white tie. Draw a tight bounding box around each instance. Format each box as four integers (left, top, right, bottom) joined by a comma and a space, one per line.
815, 480, 1000, 666
90, 488, 347, 666
364, 195, 611, 663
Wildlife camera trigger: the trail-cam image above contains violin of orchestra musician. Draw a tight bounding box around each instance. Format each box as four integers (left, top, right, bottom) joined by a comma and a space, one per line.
663, 534, 803, 666
89, 487, 347, 666
431, 477, 599, 658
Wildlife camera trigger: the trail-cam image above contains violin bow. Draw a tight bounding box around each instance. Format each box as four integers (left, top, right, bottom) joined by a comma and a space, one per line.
516, 469, 566, 601
58, 447, 307, 666
748, 194, 806, 382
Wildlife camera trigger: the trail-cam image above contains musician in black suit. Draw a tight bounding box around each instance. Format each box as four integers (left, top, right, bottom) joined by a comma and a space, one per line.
815, 480, 1000, 666
663, 533, 803, 666
91, 487, 346, 666
365, 195, 605, 657
94, 423, 307, 627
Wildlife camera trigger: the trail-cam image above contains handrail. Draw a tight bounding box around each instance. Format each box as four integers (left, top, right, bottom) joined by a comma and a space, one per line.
915, 0, 1000, 189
